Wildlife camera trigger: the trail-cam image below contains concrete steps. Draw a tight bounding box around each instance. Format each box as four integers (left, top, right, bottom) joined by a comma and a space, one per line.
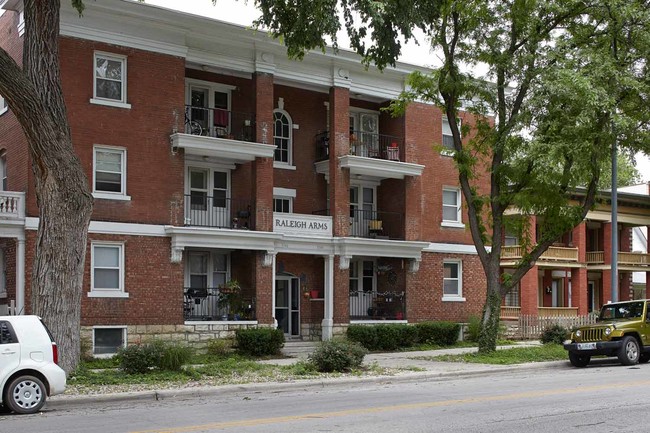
281, 340, 318, 358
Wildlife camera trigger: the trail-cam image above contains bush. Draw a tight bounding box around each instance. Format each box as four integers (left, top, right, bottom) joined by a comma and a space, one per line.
116, 340, 193, 374
415, 321, 460, 346
206, 338, 234, 357
308, 339, 367, 372
347, 325, 379, 350
466, 315, 482, 342
235, 328, 285, 356
540, 324, 568, 345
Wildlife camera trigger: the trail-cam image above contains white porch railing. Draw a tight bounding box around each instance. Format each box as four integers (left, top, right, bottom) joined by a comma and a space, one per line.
501, 245, 578, 262
0, 192, 25, 220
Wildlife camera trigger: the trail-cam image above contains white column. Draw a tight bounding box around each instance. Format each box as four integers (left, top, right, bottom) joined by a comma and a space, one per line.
16, 237, 25, 315
271, 253, 277, 329
321, 254, 334, 340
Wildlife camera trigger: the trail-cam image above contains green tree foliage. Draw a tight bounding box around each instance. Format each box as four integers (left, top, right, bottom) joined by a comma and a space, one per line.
255, 0, 650, 352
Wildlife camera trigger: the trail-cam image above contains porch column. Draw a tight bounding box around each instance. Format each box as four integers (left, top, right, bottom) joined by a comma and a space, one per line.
619, 272, 631, 301
572, 222, 588, 315
321, 254, 334, 340
520, 265, 538, 316
329, 85, 350, 238
253, 71, 274, 232
602, 222, 616, 302
16, 236, 25, 315
255, 251, 275, 325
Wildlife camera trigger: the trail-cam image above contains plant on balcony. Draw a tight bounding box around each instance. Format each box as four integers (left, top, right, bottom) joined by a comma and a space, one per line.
218, 280, 242, 318
376, 264, 392, 276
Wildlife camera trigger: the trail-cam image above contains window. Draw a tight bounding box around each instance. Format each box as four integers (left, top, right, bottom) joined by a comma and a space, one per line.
442, 117, 460, 152
91, 52, 130, 108
186, 251, 228, 288
443, 261, 464, 301
0, 151, 6, 191
442, 187, 462, 227
273, 103, 293, 166
273, 187, 295, 213
0, 95, 7, 116
504, 283, 520, 307
93, 146, 129, 200
93, 327, 126, 356
0, 321, 16, 345
89, 243, 127, 298
349, 260, 375, 295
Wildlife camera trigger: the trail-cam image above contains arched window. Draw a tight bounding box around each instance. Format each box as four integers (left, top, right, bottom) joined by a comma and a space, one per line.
273, 109, 292, 164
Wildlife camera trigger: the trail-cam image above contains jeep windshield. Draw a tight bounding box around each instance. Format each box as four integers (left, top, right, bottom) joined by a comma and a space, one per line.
598, 301, 645, 321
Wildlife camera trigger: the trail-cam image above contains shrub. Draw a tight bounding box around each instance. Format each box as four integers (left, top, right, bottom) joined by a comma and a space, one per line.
206, 338, 234, 357
347, 325, 379, 350
415, 321, 460, 346
540, 324, 568, 345
116, 340, 193, 374
235, 328, 285, 356
116, 344, 158, 374
396, 324, 419, 348
466, 315, 482, 342
308, 339, 367, 372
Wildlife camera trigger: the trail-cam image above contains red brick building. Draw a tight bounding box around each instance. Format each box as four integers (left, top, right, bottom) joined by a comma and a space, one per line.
0, 0, 648, 355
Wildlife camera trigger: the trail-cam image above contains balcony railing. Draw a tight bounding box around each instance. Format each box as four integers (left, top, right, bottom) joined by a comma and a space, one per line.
314, 131, 404, 162
586, 251, 649, 266
183, 194, 254, 230
537, 307, 578, 317
349, 209, 404, 240
184, 105, 255, 142
501, 245, 579, 262
586, 251, 604, 264
350, 290, 406, 320
0, 192, 25, 220
184, 287, 256, 321
500, 306, 521, 320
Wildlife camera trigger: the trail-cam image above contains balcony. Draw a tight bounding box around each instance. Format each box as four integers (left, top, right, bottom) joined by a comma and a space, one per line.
170, 106, 275, 163
349, 209, 404, 240
499, 306, 579, 319
587, 250, 650, 271
314, 131, 424, 180
350, 290, 406, 321
184, 287, 256, 322
0, 192, 25, 238
183, 195, 254, 230
501, 245, 579, 265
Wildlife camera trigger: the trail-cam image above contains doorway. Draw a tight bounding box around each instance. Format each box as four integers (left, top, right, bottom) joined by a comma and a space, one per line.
275, 274, 300, 337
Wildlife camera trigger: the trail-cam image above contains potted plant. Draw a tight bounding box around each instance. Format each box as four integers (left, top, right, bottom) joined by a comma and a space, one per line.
218, 280, 242, 319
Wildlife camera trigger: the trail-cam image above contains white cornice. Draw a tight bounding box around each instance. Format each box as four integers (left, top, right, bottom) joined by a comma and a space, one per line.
171, 133, 276, 162
339, 155, 425, 180
25, 218, 168, 236
424, 242, 490, 255
166, 226, 280, 252
335, 238, 428, 260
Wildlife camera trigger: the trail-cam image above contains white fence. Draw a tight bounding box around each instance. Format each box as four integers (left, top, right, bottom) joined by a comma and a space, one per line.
517, 314, 598, 339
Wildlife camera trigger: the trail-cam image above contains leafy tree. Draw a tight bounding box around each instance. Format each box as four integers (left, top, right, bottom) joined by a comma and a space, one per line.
255, 0, 650, 352
0, 0, 92, 373
600, 151, 641, 188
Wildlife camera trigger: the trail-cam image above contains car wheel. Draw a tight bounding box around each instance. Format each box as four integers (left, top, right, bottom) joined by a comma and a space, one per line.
568, 351, 590, 368
618, 336, 640, 366
4, 375, 46, 414
639, 353, 650, 364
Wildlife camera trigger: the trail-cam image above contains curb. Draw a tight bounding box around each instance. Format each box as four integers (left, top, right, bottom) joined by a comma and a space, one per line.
46, 360, 567, 411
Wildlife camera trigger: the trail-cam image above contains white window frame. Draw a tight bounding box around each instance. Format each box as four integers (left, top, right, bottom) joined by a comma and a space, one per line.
92, 326, 127, 358
88, 242, 127, 298
90, 51, 131, 109
93, 146, 130, 201
442, 260, 465, 301
441, 117, 461, 156
273, 187, 295, 213
273, 98, 295, 169
441, 187, 463, 228
0, 95, 7, 116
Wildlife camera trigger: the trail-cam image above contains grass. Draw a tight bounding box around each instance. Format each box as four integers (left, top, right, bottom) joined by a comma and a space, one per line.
424, 343, 567, 365
404, 339, 516, 352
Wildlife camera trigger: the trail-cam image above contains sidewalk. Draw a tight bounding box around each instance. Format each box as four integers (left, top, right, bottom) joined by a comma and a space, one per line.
47, 341, 568, 411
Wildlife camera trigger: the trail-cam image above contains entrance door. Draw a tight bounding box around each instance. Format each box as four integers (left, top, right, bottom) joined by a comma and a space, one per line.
275, 276, 300, 337
188, 168, 229, 227
350, 186, 375, 237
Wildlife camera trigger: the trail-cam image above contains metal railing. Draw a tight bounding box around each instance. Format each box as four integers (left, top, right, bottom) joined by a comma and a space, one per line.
185, 105, 255, 142
183, 287, 255, 321
349, 290, 406, 320
314, 131, 403, 162
349, 209, 404, 240
183, 194, 254, 229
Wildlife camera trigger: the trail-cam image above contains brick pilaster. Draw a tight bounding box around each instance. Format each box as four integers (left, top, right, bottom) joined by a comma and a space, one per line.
329, 87, 350, 237
332, 257, 350, 324
572, 222, 588, 315
403, 104, 422, 241
254, 253, 274, 324
520, 265, 539, 316
253, 72, 274, 231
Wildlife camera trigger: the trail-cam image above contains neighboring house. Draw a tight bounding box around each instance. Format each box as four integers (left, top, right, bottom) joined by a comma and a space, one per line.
620, 184, 649, 298
0, 0, 490, 355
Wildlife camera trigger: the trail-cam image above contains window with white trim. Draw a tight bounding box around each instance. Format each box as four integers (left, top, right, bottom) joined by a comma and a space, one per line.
93, 327, 126, 356
273, 101, 293, 165
442, 117, 461, 151
92, 52, 129, 107
442, 187, 462, 224
93, 146, 128, 199
443, 260, 463, 300
90, 243, 126, 297
273, 187, 295, 213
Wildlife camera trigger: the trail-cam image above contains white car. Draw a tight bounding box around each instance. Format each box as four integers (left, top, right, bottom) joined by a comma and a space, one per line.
0, 315, 67, 414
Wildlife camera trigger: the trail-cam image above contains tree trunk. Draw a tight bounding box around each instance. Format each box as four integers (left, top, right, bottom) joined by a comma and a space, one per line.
478, 287, 502, 353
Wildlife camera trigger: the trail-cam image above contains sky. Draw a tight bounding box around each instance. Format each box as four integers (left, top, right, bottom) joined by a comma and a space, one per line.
146, 0, 650, 184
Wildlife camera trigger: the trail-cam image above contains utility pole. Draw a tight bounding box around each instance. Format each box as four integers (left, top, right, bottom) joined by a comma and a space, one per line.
611, 130, 618, 303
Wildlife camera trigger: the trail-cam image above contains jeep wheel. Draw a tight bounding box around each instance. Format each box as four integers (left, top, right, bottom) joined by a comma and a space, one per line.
568, 352, 590, 368
639, 353, 650, 364
618, 336, 640, 365
4, 375, 46, 414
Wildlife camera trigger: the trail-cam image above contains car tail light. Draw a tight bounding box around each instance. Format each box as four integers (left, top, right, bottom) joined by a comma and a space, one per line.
52, 342, 59, 365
